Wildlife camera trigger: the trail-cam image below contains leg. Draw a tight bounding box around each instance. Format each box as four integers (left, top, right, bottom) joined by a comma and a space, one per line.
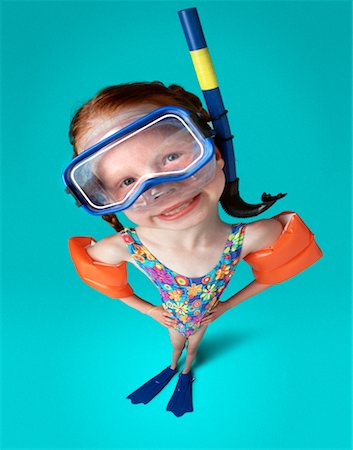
126, 326, 183, 405
168, 328, 187, 370
166, 326, 206, 417
183, 325, 208, 374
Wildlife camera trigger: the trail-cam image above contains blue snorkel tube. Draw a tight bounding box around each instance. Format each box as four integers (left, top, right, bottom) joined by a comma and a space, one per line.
178, 8, 287, 217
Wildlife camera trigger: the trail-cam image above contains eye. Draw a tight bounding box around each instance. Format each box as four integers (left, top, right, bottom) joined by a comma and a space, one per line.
165, 152, 181, 163
121, 177, 135, 187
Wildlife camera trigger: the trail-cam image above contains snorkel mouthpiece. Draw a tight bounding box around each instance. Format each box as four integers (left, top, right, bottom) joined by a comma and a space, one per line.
221, 178, 287, 218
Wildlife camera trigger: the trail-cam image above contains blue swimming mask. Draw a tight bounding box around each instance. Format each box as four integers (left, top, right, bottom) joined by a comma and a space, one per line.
63, 106, 216, 215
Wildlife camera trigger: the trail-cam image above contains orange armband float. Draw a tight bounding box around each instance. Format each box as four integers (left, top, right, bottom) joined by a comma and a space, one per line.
244, 211, 323, 284
68, 237, 134, 299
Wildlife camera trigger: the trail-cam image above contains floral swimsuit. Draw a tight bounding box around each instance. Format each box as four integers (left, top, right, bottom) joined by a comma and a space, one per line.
120, 223, 246, 338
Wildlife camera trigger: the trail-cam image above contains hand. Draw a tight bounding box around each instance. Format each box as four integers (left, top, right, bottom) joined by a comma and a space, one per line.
146, 305, 178, 329
200, 301, 229, 326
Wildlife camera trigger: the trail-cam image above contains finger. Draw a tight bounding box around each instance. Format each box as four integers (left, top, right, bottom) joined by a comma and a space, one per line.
203, 313, 212, 321
202, 317, 212, 324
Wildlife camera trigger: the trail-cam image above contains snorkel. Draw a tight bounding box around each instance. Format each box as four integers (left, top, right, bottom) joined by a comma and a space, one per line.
178, 8, 287, 217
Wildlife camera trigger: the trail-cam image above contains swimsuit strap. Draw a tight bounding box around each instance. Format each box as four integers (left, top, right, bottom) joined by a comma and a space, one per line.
120, 227, 157, 261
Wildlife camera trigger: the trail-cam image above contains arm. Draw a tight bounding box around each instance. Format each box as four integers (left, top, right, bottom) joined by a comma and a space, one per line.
84, 236, 154, 313
224, 279, 272, 310
115, 292, 155, 315
202, 211, 323, 325
200, 219, 281, 325
119, 293, 177, 329
242, 211, 323, 284
69, 235, 177, 328
225, 211, 323, 311
68, 234, 134, 299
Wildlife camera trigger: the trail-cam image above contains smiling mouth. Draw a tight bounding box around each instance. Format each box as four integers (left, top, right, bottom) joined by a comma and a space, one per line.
156, 193, 201, 219
162, 198, 193, 216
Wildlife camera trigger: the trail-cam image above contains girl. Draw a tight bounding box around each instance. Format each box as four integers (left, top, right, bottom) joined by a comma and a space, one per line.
67, 81, 285, 416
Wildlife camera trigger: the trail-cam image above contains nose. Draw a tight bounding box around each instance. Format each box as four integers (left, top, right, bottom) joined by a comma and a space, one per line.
150, 185, 176, 200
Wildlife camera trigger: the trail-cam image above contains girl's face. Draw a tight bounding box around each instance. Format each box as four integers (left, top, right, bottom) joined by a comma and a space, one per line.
77, 104, 226, 230
123, 152, 225, 231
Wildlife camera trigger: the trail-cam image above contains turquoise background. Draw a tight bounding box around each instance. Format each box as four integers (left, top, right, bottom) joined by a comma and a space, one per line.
1, 1, 352, 449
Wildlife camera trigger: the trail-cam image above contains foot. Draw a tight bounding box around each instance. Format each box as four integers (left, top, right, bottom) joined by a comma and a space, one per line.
166, 371, 195, 417
126, 365, 178, 405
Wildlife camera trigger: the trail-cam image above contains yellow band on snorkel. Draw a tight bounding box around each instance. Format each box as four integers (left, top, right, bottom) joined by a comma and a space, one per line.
190, 48, 219, 91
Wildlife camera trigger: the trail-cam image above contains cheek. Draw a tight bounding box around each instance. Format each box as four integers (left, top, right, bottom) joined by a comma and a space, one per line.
204, 165, 226, 198
122, 209, 141, 223
122, 208, 152, 226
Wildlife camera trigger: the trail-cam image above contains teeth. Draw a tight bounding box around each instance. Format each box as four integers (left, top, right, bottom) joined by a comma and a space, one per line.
161, 199, 193, 216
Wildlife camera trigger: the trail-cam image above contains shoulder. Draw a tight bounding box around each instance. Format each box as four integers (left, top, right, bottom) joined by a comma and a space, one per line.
239, 218, 284, 260
85, 231, 131, 265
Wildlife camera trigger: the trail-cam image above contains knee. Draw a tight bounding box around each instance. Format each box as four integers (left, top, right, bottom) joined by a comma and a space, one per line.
173, 342, 186, 353
186, 343, 198, 354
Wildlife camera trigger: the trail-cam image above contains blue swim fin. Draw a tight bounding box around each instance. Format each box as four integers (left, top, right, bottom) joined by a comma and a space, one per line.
166, 371, 195, 417
126, 366, 178, 404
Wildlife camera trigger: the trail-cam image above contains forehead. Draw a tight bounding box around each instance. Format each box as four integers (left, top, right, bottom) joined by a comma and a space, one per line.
77, 103, 162, 153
